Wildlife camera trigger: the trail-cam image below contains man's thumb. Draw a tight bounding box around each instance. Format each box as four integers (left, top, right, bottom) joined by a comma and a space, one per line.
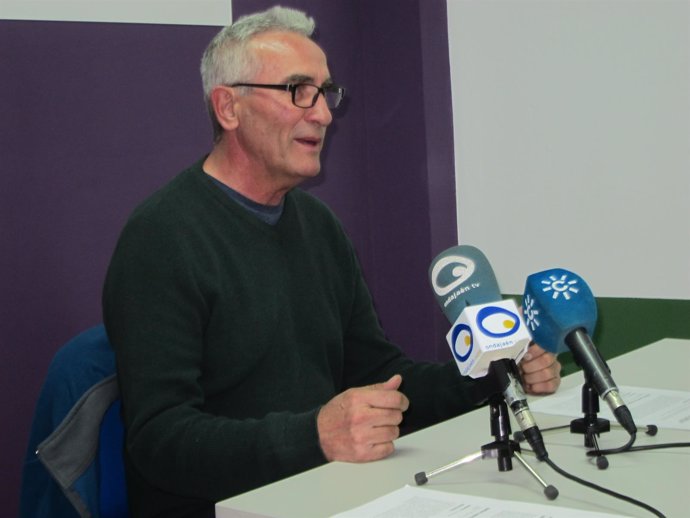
380, 374, 402, 390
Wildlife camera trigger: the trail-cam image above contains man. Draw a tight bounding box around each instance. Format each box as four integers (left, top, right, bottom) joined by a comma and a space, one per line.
103, 6, 560, 517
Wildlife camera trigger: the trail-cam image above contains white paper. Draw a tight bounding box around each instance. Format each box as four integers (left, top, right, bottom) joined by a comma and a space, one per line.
529, 385, 690, 431
332, 485, 627, 517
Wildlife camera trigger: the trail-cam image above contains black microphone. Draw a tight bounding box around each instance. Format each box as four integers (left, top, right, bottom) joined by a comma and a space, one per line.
523, 268, 636, 435
429, 245, 548, 460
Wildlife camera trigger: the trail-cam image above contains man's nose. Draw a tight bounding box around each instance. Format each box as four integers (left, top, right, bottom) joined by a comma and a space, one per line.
305, 93, 333, 126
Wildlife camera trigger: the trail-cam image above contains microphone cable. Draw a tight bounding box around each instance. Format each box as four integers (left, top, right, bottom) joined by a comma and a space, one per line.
588, 440, 690, 457
518, 427, 685, 517
520, 443, 667, 517
516, 423, 658, 437
585, 430, 636, 457
540, 453, 666, 518
514, 425, 635, 470
516, 423, 667, 458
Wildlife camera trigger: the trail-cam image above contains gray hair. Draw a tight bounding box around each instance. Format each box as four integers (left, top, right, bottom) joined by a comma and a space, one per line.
200, 6, 316, 141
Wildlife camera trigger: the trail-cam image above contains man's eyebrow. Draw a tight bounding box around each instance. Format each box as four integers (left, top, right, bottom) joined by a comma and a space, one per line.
285, 74, 335, 87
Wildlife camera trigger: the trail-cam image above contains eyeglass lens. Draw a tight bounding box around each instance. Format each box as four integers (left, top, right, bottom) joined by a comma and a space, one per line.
294, 84, 342, 109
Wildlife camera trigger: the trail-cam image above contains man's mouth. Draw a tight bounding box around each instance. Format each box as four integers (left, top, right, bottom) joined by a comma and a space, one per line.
295, 137, 321, 148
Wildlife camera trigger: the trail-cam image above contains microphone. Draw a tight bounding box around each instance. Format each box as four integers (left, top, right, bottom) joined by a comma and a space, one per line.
429, 245, 548, 460
522, 268, 636, 435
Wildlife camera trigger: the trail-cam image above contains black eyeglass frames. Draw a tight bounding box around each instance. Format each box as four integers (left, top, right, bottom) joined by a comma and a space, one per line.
229, 83, 345, 110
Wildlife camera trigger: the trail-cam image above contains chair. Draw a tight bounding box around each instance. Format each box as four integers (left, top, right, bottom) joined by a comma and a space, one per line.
19, 324, 129, 518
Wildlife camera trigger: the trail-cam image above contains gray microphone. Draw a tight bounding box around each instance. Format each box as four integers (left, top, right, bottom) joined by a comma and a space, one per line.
429, 245, 548, 460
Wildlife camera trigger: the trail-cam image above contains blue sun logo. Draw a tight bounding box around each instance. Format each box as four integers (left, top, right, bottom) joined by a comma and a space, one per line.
541, 273, 579, 300
523, 294, 540, 331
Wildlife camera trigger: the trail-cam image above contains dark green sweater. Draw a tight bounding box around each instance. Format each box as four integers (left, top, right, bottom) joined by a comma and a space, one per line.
103, 159, 486, 517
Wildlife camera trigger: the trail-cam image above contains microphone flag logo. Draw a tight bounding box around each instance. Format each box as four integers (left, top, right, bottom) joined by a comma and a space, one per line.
450, 324, 473, 362
477, 306, 521, 338
446, 299, 531, 378
430, 255, 475, 297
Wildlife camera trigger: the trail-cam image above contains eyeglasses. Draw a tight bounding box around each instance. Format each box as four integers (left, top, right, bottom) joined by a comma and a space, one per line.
230, 83, 346, 110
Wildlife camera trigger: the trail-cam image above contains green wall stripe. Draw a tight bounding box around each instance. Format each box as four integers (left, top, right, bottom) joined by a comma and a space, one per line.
507, 297, 690, 376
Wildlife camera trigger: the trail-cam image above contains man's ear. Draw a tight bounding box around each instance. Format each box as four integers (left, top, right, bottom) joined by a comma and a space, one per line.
210, 86, 239, 132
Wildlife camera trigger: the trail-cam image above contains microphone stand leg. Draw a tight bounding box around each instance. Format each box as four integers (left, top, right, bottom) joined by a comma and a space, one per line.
586, 430, 609, 470
609, 422, 658, 436
570, 381, 610, 469
414, 395, 558, 500
414, 451, 483, 486
479, 443, 558, 500
512, 451, 559, 500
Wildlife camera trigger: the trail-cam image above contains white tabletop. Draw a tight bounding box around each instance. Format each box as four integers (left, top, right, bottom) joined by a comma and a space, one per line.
216, 338, 690, 517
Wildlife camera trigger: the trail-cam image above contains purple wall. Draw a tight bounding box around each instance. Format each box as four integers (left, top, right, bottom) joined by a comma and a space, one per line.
1, 0, 455, 513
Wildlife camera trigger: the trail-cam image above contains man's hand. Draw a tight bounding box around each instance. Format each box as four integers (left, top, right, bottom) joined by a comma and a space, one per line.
317, 374, 409, 463
519, 344, 561, 395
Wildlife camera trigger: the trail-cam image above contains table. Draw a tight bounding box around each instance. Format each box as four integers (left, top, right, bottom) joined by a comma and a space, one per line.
216, 338, 690, 517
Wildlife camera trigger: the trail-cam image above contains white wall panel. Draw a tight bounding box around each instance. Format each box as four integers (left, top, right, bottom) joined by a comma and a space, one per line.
446, 0, 689, 299
0, 0, 231, 25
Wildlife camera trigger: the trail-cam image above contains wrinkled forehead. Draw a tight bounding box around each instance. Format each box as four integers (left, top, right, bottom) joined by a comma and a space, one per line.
247, 31, 331, 82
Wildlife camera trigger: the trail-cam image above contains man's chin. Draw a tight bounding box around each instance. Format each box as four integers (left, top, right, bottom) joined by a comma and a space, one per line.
294, 163, 322, 180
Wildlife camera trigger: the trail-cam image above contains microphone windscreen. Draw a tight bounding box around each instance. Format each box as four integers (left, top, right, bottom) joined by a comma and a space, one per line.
522, 268, 597, 354
429, 245, 501, 322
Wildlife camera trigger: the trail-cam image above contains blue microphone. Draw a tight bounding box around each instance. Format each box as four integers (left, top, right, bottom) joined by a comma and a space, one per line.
523, 268, 636, 435
430, 245, 548, 460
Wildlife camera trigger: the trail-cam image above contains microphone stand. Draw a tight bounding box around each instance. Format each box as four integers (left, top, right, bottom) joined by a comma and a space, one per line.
568, 371, 657, 467
414, 391, 558, 500
569, 377, 611, 469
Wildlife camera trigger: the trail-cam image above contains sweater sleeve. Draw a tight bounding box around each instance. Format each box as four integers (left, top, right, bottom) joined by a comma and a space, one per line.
339, 249, 490, 429
102, 204, 326, 505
